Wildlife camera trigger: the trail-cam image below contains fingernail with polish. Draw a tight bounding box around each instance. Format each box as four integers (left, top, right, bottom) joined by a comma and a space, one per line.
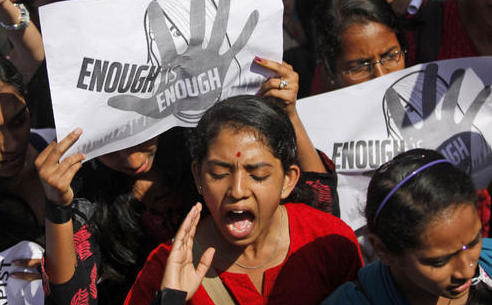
254, 56, 262, 62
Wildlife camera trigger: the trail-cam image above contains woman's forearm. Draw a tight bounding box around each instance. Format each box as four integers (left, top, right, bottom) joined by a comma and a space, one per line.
0, 1, 44, 83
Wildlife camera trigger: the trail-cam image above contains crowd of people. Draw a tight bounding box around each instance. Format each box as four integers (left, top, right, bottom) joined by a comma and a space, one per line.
0, 0, 491, 304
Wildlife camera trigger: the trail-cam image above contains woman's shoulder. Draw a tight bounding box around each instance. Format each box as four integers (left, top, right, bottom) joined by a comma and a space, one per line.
145, 243, 173, 265
284, 203, 359, 257
320, 281, 370, 305
480, 238, 492, 276
285, 203, 355, 237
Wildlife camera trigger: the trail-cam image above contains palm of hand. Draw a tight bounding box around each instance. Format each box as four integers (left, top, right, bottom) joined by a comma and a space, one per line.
385, 63, 491, 171
108, 0, 259, 120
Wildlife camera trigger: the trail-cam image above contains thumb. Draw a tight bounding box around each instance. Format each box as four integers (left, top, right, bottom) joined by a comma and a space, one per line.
107, 94, 175, 119
107, 94, 144, 112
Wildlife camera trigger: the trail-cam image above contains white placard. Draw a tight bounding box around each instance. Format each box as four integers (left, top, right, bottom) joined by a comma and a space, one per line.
39, 0, 283, 160
297, 57, 492, 230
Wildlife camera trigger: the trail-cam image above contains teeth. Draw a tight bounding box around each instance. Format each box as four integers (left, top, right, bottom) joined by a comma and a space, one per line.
231, 210, 244, 214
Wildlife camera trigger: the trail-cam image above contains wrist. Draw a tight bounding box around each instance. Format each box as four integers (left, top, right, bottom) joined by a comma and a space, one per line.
45, 200, 73, 224
152, 288, 187, 305
0, 3, 29, 31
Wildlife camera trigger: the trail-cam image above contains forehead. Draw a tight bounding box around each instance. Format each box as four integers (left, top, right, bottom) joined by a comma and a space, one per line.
207, 127, 275, 159
0, 83, 26, 124
338, 21, 400, 60
416, 204, 480, 255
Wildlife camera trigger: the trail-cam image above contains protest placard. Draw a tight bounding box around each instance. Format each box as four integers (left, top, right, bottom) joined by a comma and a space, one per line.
297, 57, 492, 230
39, 0, 283, 160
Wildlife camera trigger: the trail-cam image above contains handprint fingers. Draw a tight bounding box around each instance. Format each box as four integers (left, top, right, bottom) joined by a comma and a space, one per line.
461, 86, 491, 128
190, 0, 206, 46
386, 87, 412, 135
208, 0, 230, 51
224, 10, 259, 60
442, 69, 465, 119
422, 63, 438, 119
148, 1, 178, 64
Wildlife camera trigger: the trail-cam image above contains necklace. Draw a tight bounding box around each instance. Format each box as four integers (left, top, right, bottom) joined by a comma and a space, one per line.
215, 206, 285, 270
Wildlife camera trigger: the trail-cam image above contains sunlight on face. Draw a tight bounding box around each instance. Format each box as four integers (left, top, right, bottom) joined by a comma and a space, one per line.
390, 204, 482, 301
193, 127, 295, 247
335, 21, 405, 87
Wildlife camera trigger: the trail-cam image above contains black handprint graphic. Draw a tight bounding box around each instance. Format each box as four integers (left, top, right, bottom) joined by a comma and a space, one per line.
108, 0, 259, 120
384, 63, 492, 173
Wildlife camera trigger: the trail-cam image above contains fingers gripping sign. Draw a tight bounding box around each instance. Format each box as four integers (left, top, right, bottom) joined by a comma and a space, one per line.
35, 128, 85, 206
10, 259, 43, 281
108, 0, 259, 121
161, 203, 215, 300
255, 58, 300, 121
385, 63, 492, 172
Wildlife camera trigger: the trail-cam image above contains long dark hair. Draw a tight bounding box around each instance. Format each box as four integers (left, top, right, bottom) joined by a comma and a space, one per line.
365, 148, 476, 255
73, 127, 197, 304
0, 56, 25, 96
313, 0, 404, 77
0, 192, 42, 251
189, 95, 313, 204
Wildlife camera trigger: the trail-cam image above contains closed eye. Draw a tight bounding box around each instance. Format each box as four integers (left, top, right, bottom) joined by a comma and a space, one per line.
251, 174, 269, 182
209, 172, 228, 180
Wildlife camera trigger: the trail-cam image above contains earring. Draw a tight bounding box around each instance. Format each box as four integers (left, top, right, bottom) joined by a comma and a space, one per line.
198, 185, 203, 194
469, 262, 474, 268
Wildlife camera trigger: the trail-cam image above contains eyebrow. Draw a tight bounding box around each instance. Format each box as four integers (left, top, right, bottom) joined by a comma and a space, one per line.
206, 159, 272, 170
0, 104, 27, 127
345, 46, 399, 66
380, 46, 399, 58
419, 230, 482, 263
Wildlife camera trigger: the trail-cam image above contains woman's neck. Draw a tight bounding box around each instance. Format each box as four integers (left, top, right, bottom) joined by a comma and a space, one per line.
200, 205, 290, 272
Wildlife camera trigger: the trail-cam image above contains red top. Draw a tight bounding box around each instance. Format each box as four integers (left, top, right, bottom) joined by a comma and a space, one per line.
437, 1, 479, 60
124, 203, 363, 305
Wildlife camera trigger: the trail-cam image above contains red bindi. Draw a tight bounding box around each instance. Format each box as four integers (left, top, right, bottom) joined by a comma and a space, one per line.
236, 152, 241, 158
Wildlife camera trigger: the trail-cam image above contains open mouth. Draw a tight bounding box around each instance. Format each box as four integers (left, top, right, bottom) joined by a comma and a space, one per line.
448, 279, 472, 295
225, 210, 255, 239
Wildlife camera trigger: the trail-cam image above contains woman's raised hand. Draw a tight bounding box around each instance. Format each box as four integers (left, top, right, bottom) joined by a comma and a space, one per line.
255, 57, 299, 118
160, 202, 215, 301
35, 128, 85, 206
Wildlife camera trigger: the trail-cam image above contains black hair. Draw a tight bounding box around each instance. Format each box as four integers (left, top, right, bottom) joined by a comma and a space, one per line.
313, 0, 405, 76
73, 127, 197, 305
0, 56, 26, 96
190, 95, 313, 204
365, 148, 476, 255
0, 192, 43, 251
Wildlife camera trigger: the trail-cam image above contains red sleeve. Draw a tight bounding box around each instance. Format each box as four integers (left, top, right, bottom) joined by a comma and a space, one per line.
303, 150, 340, 217
124, 244, 169, 305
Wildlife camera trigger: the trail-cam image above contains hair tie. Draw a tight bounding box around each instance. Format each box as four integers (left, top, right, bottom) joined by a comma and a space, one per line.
373, 159, 453, 223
